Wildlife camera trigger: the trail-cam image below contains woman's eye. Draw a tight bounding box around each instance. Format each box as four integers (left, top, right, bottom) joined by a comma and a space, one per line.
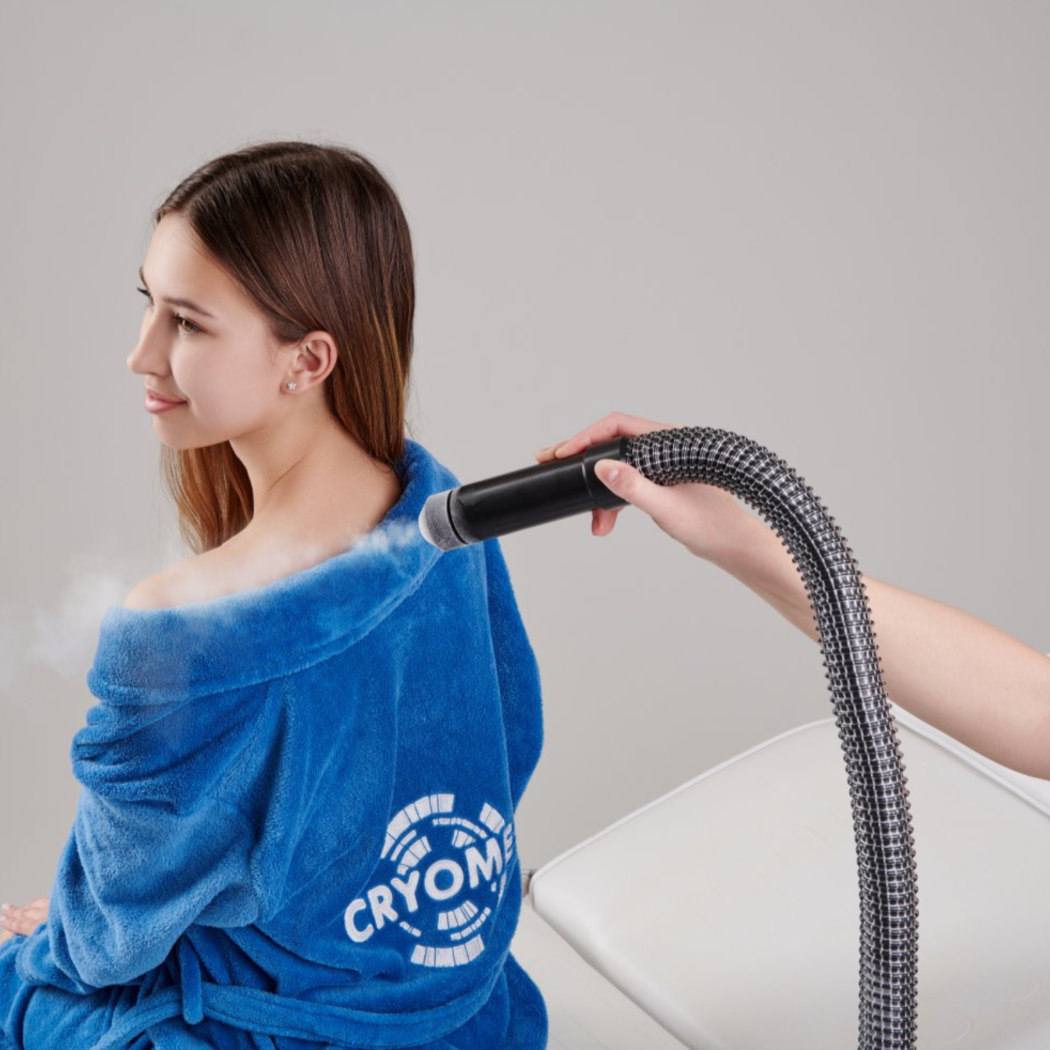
136, 285, 201, 335
173, 314, 201, 335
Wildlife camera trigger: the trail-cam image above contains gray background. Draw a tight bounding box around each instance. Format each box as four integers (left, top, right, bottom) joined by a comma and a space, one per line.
1, 1, 1047, 906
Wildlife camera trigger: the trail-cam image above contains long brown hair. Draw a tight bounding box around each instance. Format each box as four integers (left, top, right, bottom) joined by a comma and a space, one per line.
149, 141, 416, 554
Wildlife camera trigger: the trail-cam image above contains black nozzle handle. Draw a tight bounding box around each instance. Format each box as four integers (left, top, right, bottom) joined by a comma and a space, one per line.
449, 436, 629, 544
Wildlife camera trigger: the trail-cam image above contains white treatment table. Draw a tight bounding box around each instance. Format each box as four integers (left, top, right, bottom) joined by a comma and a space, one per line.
510, 686, 1050, 1049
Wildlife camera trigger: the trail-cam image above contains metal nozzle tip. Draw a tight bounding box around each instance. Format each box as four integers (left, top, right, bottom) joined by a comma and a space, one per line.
420, 490, 470, 551
417, 504, 435, 547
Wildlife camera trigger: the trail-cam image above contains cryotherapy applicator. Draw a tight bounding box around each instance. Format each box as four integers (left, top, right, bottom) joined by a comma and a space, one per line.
418, 438, 629, 550
419, 425, 921, 1050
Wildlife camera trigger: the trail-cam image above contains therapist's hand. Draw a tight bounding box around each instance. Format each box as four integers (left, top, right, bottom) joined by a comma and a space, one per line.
534, 411, 750, 563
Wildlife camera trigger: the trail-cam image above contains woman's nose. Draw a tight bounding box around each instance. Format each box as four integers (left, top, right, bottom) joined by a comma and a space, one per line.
127, 318, 166, 374
126, 342, 145, 373
126, 342, 148, 375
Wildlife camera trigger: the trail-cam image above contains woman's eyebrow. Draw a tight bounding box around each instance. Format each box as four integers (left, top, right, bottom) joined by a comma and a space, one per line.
138, 265, 217, 319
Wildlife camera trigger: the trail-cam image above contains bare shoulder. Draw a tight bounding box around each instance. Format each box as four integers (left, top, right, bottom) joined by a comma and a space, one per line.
120, 535, 352, 611
121, 549, 232, 611
120, 469, 404, 611
121, 571, 170, 610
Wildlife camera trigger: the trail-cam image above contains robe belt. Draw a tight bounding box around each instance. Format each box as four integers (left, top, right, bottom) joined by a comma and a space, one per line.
87, 940, 504, 1050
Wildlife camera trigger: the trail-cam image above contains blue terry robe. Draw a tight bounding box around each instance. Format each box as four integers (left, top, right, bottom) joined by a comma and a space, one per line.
0, 438, 548, 1050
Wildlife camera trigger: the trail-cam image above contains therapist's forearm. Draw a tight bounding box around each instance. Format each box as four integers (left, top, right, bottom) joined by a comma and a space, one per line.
711, 510, 1050, 780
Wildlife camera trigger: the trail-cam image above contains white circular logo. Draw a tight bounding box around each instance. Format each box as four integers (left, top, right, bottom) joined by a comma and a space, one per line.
343, 792, 516, 968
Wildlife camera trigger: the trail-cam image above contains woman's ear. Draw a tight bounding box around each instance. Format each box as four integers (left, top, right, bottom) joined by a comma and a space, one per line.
286, 331, 340, 393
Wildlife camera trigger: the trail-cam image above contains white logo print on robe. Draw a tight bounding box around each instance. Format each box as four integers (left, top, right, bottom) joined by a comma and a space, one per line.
343, 793, 515, 967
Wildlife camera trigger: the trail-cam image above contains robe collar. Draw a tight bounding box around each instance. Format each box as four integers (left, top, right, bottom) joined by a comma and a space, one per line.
88, 438, 460, 704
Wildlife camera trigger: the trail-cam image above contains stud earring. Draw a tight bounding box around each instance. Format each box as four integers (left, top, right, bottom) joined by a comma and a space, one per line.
286, 381, 297, 391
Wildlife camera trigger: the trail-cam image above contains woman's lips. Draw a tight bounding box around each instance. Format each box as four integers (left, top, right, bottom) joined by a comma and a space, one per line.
144, 390, 187, 413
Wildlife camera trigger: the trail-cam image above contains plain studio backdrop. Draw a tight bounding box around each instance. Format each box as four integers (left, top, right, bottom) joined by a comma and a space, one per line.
0, 1, 1046, 907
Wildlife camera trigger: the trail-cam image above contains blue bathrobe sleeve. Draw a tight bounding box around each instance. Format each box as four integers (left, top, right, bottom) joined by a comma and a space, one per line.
16, 678, 283, 995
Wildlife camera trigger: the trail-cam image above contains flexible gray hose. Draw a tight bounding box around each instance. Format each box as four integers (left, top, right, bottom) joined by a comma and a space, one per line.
623, 426, 919, 1050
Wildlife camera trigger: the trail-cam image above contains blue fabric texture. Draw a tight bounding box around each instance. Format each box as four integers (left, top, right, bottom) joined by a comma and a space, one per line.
0, 438, 548, 1050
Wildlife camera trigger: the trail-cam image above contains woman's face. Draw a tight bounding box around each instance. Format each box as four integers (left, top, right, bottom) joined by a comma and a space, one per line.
127, 213, 294, 450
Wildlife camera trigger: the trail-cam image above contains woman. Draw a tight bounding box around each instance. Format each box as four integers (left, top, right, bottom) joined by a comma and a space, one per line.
534, 411, 1050, 781
0, 142, 548, 1050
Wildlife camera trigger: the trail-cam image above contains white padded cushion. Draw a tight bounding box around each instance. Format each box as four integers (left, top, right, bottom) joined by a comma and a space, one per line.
511, 894, 692, 1049
529, 713, 1050, 1049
